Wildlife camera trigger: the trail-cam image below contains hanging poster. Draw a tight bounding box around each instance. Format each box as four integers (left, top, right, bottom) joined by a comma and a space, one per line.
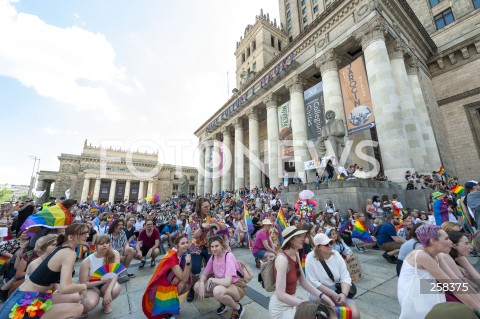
277, 101, 293, 157
304, 82, 325, 141
339, 56, 375, 135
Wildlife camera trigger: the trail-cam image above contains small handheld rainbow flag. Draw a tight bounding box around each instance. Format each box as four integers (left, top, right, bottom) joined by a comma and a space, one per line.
335, 306, 353, 319
451, 185, 464, 196
76, 245, 87, 259
437, 166, 445, 176
276, 206, 288, 244
351, 220, 373, 243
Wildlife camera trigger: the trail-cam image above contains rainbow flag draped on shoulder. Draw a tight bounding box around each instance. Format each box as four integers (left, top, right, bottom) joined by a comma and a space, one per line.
244, 203, 254, 249
21, 203, 73, 236
392, 202, 402, 219
275, 206, 288, 244
351, 219, 373, 243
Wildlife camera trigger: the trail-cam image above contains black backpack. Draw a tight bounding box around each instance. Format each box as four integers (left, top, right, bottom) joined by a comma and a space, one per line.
371, 224, 383, 237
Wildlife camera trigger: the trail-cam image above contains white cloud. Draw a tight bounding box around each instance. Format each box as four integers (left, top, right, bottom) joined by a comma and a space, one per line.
0, 0, 129, 120
43, 127, 59, 134
73, 12, 86, 26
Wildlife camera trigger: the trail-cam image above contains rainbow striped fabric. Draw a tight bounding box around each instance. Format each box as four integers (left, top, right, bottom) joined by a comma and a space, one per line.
451, 185, 464, 196
351, 220, 373, 243
21, 203, 73, 236
0, 255, 8, 274
392, 202, 402, 219
300, 250, 306, 274
437, 166, 445, 176
335, 306, 353, 319
142, 249, 180, 319
276, 206, 288, 244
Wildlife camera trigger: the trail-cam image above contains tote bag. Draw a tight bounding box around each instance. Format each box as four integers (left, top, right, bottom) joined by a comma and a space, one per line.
399, 251, 446, 319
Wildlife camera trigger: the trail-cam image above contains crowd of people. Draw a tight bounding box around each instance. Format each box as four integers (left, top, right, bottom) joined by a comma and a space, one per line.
0, 176, 479, 318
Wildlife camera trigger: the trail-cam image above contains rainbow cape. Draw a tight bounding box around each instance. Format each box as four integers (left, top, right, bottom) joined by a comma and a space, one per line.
21, 203, 73, 236
142, 249, 180, 319
451, 185, 464, 196
276, 206, 288, 244
335, 306, 353, 319
351, 220, 373, 243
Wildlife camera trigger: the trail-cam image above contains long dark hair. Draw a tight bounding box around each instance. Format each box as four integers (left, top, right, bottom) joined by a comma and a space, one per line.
195, 197, 210, 217
57, 223, 88, 246
108, 219, 124, 235
447, 231, 467, 260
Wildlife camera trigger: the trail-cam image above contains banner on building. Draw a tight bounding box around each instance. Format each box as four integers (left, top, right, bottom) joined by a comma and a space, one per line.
339, 56, 375, 135
304, 82, 325, 141
277, 101, 293, 157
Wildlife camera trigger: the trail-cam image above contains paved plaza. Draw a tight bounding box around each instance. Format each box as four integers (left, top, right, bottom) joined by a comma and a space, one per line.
81, 247, 410, 319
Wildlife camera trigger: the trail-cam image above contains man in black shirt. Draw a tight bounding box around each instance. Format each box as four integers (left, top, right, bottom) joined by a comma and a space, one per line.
15, 199, 35, 235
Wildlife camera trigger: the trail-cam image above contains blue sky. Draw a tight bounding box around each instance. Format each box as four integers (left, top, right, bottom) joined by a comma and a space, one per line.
0, 0, 280, 185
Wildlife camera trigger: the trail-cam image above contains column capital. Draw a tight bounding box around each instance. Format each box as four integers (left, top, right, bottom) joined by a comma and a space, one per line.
247, 107, 259, 121
387, 39, 406, 61
354, 15, 387, 49
263, 93, 280, 109
233, 117, 243, 129
406, 56, 419, 75
314, 49, 340, 74
221, 126, 232, 137
285, 74, 305, 94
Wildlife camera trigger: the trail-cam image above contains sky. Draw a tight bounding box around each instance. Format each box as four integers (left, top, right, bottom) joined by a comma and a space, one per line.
0, 0, 280, 185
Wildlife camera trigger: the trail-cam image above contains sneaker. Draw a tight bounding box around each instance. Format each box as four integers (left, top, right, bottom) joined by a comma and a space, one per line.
216, 303, 229, 315
353, 241, 363, 253
230, 303, 244, 319
127, 273, 136, 278
255, 258, 261, 269
382, 252, 396, 264
139, 258, 146, 269
187, 288, 195, 302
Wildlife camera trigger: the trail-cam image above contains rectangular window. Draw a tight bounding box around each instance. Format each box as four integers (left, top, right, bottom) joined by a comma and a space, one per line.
252, 40, 256, 51
252, 62, 256, 70
429, 0, 444, 7
271, 35, 275, 47
286, 3, 290, 10
434, 8, 454, 30
302, 7, 307, 14
312, 0, 317, 3
246, 47, 250, 57
303, 16, 308, 23
474, 0, 480, 9
287, 11, 291, 18
278, 41, 282, 51
242, 53, 245, 63
301, 0, 306, 5
313, 5, 319, 13
287, 19, 292, 26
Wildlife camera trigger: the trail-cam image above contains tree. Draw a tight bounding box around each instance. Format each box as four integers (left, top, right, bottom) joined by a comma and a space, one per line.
0, 189, 13, 203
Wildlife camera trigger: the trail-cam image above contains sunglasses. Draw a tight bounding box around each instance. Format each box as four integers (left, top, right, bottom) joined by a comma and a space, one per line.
319, 241, 333, 247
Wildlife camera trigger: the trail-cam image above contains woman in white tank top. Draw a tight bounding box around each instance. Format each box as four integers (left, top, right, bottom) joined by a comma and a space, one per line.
79, 235, 122, 317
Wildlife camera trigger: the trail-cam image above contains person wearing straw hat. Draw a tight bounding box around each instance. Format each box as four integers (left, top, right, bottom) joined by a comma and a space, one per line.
433, 192, 453, 226
252, 219, 276, 268
269, 226, 335, 319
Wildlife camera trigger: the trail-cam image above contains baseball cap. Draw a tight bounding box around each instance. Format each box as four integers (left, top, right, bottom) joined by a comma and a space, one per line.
465, 180, 479, 189
313, 233, 334, 246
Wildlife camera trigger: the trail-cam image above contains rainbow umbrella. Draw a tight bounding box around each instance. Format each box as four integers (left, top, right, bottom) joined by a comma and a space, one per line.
153, 194, 160, 203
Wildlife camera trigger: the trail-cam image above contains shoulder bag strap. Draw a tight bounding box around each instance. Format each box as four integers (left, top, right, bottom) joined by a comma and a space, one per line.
319, 259, 337, 283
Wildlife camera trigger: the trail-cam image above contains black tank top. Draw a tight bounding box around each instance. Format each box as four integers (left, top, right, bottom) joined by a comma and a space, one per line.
29, 246, 69, 286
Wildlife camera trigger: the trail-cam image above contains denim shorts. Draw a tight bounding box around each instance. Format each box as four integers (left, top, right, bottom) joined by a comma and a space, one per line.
253, 250, 266, 259
191, 246, 211, 275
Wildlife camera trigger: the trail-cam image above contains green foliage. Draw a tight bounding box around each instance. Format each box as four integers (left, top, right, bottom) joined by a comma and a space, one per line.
0, 189, 13, 203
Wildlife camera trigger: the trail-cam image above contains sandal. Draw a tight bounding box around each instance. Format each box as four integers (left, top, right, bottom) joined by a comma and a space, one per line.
151, 260, 156, 268
103, 303, 113, 314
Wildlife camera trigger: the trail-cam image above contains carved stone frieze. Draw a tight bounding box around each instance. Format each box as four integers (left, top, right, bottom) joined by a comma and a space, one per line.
387, 39, 406, 60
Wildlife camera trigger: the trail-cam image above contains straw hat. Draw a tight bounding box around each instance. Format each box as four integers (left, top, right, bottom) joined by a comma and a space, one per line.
281, 226, 307, 249
262, 219, 272, 226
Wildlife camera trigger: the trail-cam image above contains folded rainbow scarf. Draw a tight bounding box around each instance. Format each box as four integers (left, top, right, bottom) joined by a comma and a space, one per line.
142, 249, 180, 319
351, 220, 373, 243
335, 306, 353, 319
21, 203, 72, 236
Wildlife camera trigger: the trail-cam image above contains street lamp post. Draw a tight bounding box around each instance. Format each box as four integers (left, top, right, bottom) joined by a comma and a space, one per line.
28, 156, 39, 198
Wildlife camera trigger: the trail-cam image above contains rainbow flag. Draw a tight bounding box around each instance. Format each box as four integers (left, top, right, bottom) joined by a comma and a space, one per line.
457, 199, 476, 244
301, 250, 306, 274
21, 203, 73, 236
142, 249, 180, 318
452, 185, 464, 196
76, 245, 87, 259
338, 220, 349, 235
392, 202, 402, 218
0, 255, 8, 274
244, 203, 254, 234
437, 166, 445, 176
335, 306, 353, 319
276, 206, 288, 244
351, 220, 373, 243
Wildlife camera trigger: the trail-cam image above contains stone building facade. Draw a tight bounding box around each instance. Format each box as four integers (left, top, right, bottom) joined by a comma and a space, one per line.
35, 141, 198, 204
193, 0, 480, 195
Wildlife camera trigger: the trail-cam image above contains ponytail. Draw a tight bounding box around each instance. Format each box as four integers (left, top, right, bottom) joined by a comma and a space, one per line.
56, 233, 66, 247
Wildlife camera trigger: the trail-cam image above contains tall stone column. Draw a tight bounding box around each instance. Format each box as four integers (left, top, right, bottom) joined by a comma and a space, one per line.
93, 178, 101, 202
147, 180, 153, 197
264, 93, 281, 188
211, 140, 221, 195
221, 128, 233, 192
354, 16, 414, 183
197, 145, 205, 195
388, 40, 427, 172
407, 57, 442, 171
285, 74, 309, 179
138, 180, 145, 201
81, 177, 90, 202
234, 118, 245, 190
108, 179, 117, 203
315, 49, 345, 120
34, 179, 45, 205
204, 144, 212, 194
248, 107, 261, 189
124, 180, 131, 201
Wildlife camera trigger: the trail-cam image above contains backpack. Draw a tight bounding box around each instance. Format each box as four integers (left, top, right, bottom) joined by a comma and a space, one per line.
217, 253, 253, 283
257, 252, 291, 292
371, 224, 383, 237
